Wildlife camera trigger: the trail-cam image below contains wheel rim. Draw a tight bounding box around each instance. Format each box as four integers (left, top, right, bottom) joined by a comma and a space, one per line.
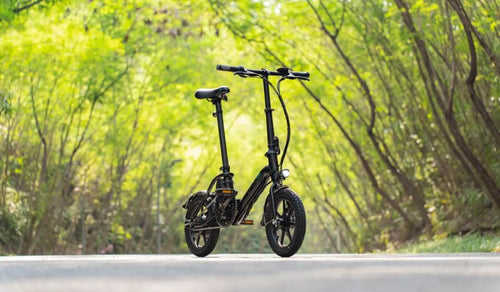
187, 196, 210, 249
190, 230, 210, 248
272, 198, 296, 248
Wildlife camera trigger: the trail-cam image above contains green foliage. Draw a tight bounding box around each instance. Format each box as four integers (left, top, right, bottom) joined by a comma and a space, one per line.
0, 204, 24, 255
0, 91, 12, 116
0, 0, 499, 255
0, 1, 15, 22
208, 0, 500, 253
396, 233, 500, 253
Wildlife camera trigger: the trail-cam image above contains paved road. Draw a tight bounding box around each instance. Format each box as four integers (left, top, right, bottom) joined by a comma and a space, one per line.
1, 253, 499, 291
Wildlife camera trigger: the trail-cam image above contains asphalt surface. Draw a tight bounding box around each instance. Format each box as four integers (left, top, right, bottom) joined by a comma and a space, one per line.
1, 253, 499, 291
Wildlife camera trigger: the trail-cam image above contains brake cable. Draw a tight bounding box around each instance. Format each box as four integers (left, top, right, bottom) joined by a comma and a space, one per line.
276, 77, 290, 171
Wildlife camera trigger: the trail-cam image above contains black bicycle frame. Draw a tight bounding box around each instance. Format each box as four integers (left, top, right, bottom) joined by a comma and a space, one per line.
204, 72, 281, 225
189, 65, 309, 226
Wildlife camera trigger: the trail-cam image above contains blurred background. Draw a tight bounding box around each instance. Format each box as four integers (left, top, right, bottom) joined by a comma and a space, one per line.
0, 0, 499, 255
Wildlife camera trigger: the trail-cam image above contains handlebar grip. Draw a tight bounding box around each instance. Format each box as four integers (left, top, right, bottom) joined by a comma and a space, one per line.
291, 71, 310, 78
216, 64, 245, 72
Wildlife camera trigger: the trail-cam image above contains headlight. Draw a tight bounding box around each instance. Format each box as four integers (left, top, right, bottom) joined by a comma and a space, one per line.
281, 169, 290, 178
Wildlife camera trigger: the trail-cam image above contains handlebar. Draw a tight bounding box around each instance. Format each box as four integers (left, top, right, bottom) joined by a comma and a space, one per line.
216, 65, 246, 72
216, 64, 310, 79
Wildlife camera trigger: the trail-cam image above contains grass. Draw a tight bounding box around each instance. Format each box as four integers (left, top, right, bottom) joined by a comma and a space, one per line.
395, 233, 500, 253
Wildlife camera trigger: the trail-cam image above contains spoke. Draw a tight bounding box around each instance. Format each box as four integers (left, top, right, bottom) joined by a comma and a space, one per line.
285, 228, 293, 243
195, 233, 201, 247
280, 228, 285, 246
201, 232, 207, 246
276, 201, 283, 217
280, 201, 291, 219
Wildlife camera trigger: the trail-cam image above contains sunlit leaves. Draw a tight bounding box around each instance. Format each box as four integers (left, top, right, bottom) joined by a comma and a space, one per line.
1, 0, 498, 254
0, 1, 16, 22
0, 91, 12, 116
0, 0, 230, 254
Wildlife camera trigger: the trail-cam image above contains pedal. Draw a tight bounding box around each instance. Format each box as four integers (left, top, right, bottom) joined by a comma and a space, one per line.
240, 220, 254, 225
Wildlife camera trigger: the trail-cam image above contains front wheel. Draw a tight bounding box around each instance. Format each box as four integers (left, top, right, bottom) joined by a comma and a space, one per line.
265, 188, 306, 257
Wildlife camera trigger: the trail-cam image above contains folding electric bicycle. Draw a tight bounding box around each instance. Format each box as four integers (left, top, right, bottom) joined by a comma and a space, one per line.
182, 65, 309, 257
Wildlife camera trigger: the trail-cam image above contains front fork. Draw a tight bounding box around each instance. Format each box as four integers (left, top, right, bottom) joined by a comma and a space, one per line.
261, 184, 289, 226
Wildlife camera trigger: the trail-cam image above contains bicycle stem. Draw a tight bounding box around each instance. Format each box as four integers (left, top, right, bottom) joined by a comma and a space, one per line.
262, 74, 280, 183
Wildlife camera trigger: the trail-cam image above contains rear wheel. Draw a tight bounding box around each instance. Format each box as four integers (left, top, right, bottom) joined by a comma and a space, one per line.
265, 188, 306, 257
184, 191, 220, 257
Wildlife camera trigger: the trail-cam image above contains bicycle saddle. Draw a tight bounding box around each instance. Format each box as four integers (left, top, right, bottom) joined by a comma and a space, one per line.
195, 86, 230, 99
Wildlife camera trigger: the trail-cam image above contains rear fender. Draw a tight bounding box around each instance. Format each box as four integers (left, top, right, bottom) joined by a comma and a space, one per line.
182, 191, 206, 210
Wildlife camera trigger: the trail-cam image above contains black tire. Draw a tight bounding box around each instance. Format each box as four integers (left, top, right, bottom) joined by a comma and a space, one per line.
265, 188, 306, 257
184, 191, 220, 257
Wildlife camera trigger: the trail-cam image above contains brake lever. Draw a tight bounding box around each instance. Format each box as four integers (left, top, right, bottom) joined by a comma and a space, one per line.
234, 71, 260, 78
234, 73, 249, 78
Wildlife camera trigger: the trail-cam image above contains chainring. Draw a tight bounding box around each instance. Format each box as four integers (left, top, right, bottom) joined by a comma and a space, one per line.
214, 195, 237, 227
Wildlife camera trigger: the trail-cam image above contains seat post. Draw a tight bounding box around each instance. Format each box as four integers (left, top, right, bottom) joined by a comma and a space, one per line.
213, 98, 232, 187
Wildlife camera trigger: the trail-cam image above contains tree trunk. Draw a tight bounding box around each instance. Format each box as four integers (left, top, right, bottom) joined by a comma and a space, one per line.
394, 0, 500, 209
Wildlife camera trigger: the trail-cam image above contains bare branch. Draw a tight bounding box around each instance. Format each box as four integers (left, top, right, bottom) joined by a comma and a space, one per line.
13, 0, 44, 14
